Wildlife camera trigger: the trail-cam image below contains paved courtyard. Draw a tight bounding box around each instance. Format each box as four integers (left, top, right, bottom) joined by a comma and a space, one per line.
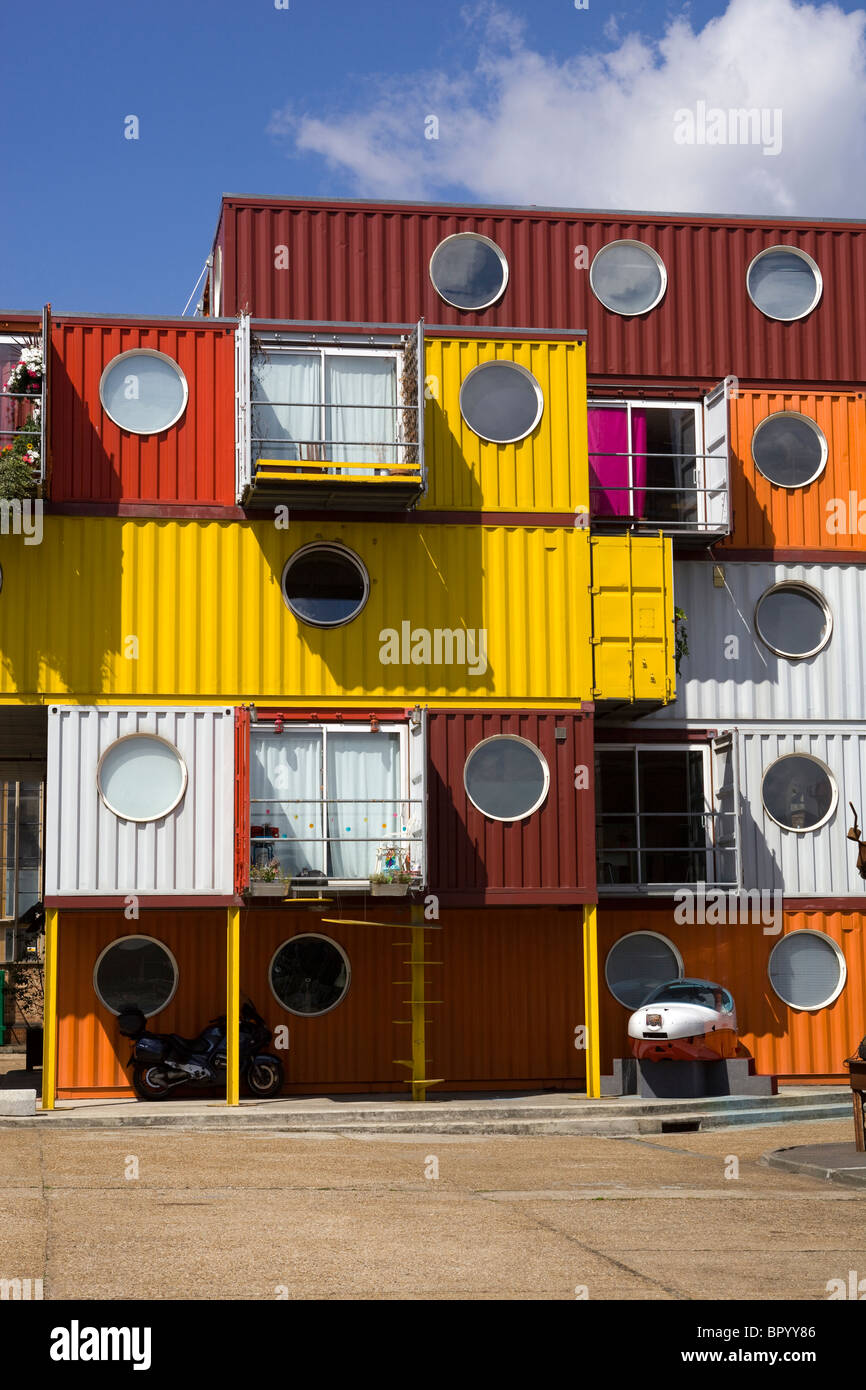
2, 1117, 864, 1300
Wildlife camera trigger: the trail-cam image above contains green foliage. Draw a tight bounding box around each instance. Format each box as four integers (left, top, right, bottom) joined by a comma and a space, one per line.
674, 606, 689, 676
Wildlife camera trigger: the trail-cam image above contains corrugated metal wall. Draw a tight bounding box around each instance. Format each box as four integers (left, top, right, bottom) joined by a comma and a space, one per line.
599, 906, 866, 1078
736, 728, 866, 896
427, 710, 595, 902
420, 337, 587, 513
642, 561, 866, 722
723, 389, 866, 549
46, 707, 234, 896
50, 319, 236, 505
0, 518, 593, 704
56, 907, 586, 1096
56, 910, 226, 1096
220, 198, 866, 386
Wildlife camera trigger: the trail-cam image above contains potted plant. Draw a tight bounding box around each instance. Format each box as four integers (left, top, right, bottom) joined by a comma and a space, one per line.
370, 871, 415, 897
246, 863, 292, 898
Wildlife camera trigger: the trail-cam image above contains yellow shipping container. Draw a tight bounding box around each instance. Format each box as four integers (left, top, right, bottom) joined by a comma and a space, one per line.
0, 517, 596, 706
420, 336, 588, 514
590, 534, 675, 703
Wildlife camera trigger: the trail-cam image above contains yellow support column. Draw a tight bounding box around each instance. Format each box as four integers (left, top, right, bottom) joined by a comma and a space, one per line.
226, 907, 240, 1107
582, 903, 601, 1100
392, 902, 444, 1102
41, 908, 59, 1111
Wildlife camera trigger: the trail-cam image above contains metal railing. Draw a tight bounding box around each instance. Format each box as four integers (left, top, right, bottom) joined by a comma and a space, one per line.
596, 808, 739, 890
589, 448, 729, 533
249, 796, 425, 881
250, 399, 421, 476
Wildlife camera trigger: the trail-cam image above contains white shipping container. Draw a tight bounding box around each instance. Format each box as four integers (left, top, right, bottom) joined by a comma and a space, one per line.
46, 706, 235, 896
644, 561, 866, 724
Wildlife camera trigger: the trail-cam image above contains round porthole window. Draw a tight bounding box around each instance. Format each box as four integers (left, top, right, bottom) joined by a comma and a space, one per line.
746, 246, 823, 321
99, 349, 189, 434
281, 543, 369, 628
751, 412, 827, 488
755, 582, 832, 659
94, 935, 178, 1017
589, 240, 668, 316
429, 233, 509, 311
97, 734, 187, 823
269, 935, 350, 1016
463, 735, 550, 821
761, 753, 837, 832
768, 930, 846, 1011
459, 361, 543, 444
605, 932, 684, 1009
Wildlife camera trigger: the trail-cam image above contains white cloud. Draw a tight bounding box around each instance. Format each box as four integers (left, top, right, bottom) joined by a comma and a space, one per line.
267, 0, 866, 216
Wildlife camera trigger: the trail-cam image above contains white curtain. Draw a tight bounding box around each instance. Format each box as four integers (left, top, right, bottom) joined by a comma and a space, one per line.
250, 731, 324, 875
326, 355, 397, 473
252, 351, 320, 465
327, 732, 401, 878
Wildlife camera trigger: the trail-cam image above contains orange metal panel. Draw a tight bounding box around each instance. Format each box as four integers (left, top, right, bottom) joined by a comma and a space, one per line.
598, 906, 866, 1079
56, 911, 226, 1098
724, 389, 866, 550
49, 319, 236, 505
56, 906, 586, 1097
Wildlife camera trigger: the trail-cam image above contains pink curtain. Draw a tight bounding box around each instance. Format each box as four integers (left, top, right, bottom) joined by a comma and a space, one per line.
589, 407, 647, 518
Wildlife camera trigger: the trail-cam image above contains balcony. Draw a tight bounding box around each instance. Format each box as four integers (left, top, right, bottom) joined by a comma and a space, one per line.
236, 318, 425, 510
0, 312, 47, 499
245, 718, 427, 894
588, 382, 731, 540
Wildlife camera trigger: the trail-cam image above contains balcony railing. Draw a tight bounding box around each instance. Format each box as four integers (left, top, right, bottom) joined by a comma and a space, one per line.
236, 317, 426, 510
596, 808, 739, 891
589, 451, 730, 536
248, 795, 425, 889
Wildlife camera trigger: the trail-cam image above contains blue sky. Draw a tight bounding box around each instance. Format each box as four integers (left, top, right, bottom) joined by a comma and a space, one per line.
2, 0, 864, 315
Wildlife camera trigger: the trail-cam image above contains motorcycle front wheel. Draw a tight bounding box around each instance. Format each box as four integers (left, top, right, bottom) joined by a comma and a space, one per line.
245, 1056, 284, 1099
132, 1063, 174, 1101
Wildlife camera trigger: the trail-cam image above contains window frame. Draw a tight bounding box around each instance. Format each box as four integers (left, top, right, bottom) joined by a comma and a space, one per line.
462, 733, 551, 823
250, 342, 402, 466
767, 929, 847, 1011
249, 719, 414, 883
754, 581, 833, 660
458, 359, 544, 444
281, 541, 370, 630
750, 410, 828, 489
588, 396, 707, 527
98, 348, 189, 435
760, 752, 838, 834
429, 232, 510, 311
92, 934, 180, 1018
604, 930, 685, 1008
268, 933, 352, 1017
589, 239, 668, 316
96, 733, 189, 825
746, 245, 823, 322
595, 742, 715, 891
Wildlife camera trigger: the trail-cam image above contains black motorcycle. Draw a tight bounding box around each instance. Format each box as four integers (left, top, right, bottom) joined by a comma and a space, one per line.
118, 999, 284, 1101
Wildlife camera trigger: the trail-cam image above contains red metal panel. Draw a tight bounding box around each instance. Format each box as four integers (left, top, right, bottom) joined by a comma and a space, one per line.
49, 319, 236, 505
598, 905, 866, 1080
218, 198, 866, 387
427, 708, 596, 903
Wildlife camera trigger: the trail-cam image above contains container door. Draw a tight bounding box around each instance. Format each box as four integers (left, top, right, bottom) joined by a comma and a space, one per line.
235, 312, 251, 502
711, 730, 741, 889
702, 380, 731, 535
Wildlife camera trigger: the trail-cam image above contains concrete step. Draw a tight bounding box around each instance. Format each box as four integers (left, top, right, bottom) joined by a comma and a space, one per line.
1, 1092, 851, 1135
